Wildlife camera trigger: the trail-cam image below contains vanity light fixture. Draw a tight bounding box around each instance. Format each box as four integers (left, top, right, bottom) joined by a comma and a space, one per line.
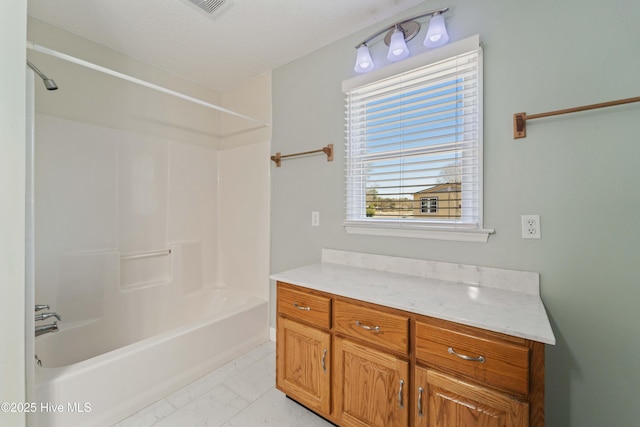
354, 44, 375, 73
423, 11, 449, 48
386, 25, 411, 61
354, 7, 450, 73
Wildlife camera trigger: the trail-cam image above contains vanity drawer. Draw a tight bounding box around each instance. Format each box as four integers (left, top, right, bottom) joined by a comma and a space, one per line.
334, 299, 409, 354
277, 283, 331, 329
415, 321, 530, 395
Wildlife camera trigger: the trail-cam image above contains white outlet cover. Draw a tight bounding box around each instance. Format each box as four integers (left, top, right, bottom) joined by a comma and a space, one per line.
521, 215, 541, 239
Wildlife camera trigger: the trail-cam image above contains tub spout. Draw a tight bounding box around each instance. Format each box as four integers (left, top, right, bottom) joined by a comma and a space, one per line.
35, 304, 50, 312
35, 322, 58, 337
35, 312, 62, 322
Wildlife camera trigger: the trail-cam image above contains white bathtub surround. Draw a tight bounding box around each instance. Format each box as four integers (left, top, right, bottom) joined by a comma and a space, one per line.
218, 140, 271, 300
34, 115, 220, 315
33, 115, 272, 427
35, 245, 254, 367
271, 249, 555, 345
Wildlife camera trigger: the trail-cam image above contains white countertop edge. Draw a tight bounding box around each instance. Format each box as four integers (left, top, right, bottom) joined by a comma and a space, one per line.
271, 261, 556, 345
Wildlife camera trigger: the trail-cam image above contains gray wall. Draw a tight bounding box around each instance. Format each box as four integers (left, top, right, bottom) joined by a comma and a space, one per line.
270, 1, 640, 426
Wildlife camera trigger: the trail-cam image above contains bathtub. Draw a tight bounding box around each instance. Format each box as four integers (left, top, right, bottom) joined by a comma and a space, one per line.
34, 288, 268, 427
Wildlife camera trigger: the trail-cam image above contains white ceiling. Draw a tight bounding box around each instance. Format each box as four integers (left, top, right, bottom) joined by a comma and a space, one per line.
27, 0, 425, 93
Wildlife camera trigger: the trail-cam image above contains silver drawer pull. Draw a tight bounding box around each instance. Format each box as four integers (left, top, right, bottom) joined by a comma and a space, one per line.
417, 386, 424, 417
321, 348, 327, 373
293, 303, 310, 311
355, 320, 380, 332
448, 347, 485, 363
398, 379, 405, 409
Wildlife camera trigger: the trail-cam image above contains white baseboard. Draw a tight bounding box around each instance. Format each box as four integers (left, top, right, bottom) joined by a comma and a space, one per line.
269, 327, 276, 342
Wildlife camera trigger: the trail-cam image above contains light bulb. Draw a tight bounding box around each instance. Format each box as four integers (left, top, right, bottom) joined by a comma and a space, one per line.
424, 14, 449, 48
387, 27, 410, 61
354, 44, 375, 73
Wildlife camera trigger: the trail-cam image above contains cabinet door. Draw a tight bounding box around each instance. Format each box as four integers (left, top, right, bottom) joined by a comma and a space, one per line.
334, 337, 409, 427
414, 366, 529, 427
276, 316, 331, 416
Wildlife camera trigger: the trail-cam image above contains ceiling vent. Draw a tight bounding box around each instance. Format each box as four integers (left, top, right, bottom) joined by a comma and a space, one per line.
181, 0, 229, 17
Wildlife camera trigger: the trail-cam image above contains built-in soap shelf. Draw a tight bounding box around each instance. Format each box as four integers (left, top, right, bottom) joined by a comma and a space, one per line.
119, 248, 172, 291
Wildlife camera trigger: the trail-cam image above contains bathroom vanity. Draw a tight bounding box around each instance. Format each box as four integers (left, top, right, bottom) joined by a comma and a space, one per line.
271, 250, 555, 427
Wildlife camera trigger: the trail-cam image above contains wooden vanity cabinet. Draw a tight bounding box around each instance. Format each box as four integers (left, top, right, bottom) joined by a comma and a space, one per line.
333, 300, 410, 427
276, 282, 546, 427
413, 367, 529, 427
413, 318, 544, 427
276, 284, 332, 418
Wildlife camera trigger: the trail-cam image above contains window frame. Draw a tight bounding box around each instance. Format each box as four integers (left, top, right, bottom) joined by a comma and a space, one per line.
342, 35, 493, 243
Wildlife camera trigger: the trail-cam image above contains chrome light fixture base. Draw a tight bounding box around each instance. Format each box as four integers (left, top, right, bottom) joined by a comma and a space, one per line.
383, 21, 421, 46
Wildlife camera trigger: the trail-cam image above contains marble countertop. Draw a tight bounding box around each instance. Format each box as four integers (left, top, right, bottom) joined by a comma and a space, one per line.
271, 250, 555, 345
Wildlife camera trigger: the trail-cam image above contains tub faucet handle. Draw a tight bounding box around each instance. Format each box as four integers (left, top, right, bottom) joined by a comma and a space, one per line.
35, 322, 58, 337
35, 304, 50, 312
35, 312, 62, 322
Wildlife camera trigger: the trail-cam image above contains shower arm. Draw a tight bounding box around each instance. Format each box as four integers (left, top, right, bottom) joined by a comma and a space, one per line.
26, 60, 48, 81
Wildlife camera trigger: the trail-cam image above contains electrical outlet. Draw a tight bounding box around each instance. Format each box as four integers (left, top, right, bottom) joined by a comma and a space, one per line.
311, 211, 320, 227
521, 215, 541, 239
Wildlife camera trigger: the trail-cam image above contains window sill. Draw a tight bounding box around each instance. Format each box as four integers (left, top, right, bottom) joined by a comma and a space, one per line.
344, 221, 494, 243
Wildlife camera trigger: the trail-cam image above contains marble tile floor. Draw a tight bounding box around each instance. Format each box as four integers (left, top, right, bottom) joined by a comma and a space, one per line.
112, 341, 335, 427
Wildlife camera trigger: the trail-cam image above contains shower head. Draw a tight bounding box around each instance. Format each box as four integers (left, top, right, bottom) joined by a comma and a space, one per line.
27, 60, 58, 90
42, 78, 58, 91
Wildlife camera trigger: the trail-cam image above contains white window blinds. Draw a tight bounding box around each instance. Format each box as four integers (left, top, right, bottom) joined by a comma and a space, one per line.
344, 39, 485, 239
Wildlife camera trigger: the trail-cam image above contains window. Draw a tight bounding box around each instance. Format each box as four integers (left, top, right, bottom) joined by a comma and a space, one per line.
343, 35, 492, 242
421, 197, 438, 214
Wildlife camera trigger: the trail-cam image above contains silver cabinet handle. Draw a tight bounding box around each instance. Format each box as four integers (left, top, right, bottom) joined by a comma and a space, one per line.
355, 320, 380, 332
448, 347, 485, 363
321, 348, 327, 373
293, 303, 310, 311
398, 379, 405, 409
417, 386, 424, 417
